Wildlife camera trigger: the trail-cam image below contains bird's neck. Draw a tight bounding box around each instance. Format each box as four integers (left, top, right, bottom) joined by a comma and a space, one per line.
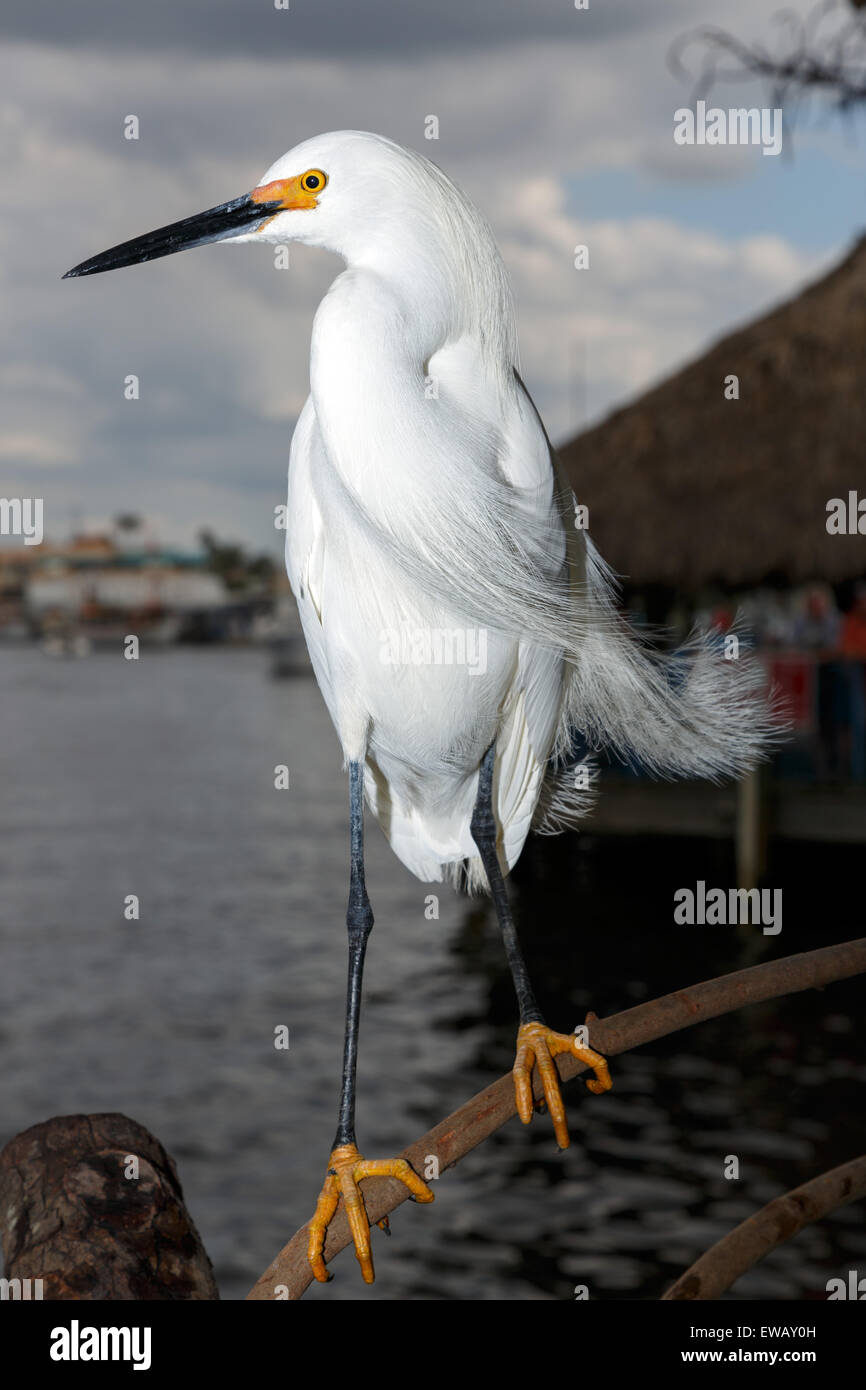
350, 238, 465, 354
309, 262, 509, 500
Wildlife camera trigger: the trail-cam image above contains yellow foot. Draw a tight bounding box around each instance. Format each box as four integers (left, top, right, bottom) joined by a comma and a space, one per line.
514, 1021, 612, 1149
308, 1143, 434, 1284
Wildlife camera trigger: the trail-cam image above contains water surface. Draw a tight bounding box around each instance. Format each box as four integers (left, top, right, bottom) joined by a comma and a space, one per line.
1, 647, 863, 1300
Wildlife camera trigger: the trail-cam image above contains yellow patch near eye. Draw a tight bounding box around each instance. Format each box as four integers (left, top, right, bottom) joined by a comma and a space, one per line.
251, 171, 327, 211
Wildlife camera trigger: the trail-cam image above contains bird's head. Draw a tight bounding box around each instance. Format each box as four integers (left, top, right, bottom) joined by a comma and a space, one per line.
63, 131, 439, 278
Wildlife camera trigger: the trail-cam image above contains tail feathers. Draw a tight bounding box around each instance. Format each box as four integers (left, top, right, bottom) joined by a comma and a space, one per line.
531, 755, 600, 837
441, 854, 489, 896
533, 539, 786, 835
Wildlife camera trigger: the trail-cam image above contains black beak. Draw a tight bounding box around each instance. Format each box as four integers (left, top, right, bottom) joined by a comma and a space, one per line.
62, 192, 283, 279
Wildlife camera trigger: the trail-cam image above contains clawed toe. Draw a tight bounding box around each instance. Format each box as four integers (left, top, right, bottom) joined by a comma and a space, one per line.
308, 1144, 434, 1284
513, 1021, 611, 1149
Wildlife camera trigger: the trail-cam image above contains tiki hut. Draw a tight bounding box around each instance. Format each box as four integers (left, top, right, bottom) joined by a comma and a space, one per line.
558, 235, 866, 598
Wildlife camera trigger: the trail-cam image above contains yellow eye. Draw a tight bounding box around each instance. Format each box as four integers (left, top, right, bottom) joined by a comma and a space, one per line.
301, 169, 327, 193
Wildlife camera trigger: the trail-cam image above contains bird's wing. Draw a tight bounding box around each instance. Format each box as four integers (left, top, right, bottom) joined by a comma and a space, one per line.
295, 278, 581, 882
284, 397, 335, 719
486, 372, 570, 869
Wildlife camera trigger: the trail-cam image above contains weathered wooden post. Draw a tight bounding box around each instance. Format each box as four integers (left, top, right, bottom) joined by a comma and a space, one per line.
0, 1113, 218, 1300
736, 763, 767, 891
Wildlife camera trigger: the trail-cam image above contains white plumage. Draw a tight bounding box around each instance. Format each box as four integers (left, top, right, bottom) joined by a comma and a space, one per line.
264, 131, 774, 890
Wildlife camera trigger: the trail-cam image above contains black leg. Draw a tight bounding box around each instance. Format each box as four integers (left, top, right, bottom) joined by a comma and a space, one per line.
308, 760, 437, 1283
333, 760, 374, 1149
470, 743, 543, 1025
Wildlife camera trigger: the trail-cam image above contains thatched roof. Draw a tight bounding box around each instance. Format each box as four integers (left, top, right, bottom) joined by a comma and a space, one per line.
558, 235, 866, 589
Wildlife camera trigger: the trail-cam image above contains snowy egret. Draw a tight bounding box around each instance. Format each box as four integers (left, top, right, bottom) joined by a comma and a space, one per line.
65, 131, 777, 1286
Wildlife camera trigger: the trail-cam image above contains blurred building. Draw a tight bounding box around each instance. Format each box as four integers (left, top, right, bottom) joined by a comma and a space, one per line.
558, 235, 866, 860
559, 234, 866, 607
0, 532, 253, 644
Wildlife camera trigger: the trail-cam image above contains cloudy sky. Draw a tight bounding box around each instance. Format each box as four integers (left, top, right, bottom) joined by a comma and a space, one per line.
1, 0, 864, 552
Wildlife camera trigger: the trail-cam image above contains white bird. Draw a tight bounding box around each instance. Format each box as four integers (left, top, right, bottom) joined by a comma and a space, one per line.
65, 130, 777, 1286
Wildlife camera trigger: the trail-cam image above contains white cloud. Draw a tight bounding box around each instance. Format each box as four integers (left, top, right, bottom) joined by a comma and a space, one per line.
491, 174, 830, 431
0, 431, 81, 466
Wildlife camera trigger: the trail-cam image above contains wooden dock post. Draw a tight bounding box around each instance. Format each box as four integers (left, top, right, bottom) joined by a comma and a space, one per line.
736, 765, 767, 891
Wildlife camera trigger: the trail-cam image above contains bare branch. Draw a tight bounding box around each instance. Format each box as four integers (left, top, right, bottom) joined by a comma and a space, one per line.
669, 1, 866, 121
247, 936, 866, 1300
662, 1154, 866, 1299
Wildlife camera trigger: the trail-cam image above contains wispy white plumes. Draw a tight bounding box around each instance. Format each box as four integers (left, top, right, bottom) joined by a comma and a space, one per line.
533, 539, 783, 840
